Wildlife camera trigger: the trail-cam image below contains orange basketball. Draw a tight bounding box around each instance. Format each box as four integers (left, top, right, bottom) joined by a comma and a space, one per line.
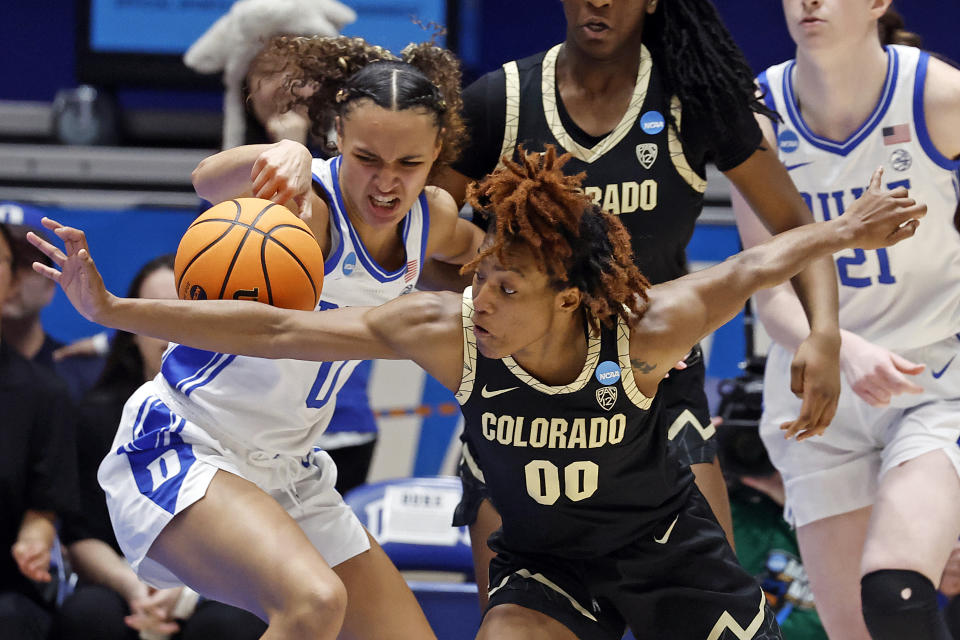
174, 198, 324, 311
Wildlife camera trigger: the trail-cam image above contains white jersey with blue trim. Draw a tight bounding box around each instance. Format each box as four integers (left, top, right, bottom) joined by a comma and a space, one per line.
153, 155, 429, 455
759, 45, 960, 350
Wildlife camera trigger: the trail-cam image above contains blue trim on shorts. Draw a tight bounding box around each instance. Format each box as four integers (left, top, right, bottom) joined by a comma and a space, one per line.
120, 396, 197, 515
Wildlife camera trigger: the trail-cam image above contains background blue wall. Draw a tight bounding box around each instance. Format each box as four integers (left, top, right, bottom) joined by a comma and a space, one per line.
4, 2, 958, 101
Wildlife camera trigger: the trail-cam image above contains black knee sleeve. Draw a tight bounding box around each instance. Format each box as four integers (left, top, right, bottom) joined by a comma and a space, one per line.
861, 569, 951, 640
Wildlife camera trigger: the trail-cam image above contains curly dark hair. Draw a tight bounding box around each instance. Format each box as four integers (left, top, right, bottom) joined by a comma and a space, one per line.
262, 35, 466, 174
643, 0, 778, 139
464, 146, 650, 329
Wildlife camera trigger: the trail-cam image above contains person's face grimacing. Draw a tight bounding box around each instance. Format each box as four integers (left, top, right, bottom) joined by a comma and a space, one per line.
336, 100, 441, 229
470, 239, 582, 361
562, 0, 656, 60
781, 0, 891, 51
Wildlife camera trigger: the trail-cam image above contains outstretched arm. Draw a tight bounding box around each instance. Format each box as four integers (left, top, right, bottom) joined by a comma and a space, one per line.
28, 219, 464, 388
191, 139, 321, 224
631, 167, 925, 438
727, 133, 842, 431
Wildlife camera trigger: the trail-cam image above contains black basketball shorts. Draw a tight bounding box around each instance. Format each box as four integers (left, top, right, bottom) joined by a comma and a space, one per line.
484, 488, 782, 640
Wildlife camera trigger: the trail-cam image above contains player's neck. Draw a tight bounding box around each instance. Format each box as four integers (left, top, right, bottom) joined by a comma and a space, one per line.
557, 42, 641, 97
510, 311, 589, 387
1, 316, 45, 360
793, 40, 889, 142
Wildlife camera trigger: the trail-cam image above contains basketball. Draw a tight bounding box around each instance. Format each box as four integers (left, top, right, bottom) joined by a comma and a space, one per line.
174, 198, 324, 311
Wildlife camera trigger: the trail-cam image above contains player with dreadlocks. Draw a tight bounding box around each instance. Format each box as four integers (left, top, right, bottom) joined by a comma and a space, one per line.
432, 0, 845, 603
33, 145, 924, 639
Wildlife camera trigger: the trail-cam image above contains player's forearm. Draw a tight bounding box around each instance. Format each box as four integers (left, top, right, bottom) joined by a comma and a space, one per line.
752, 284, 813, 351
191, 144, 273, 203
787, 254, 840, 339
100, 296, 393, 362
68, 539, 144, 601
730, 218, 852, 300
17, 510, 56, 548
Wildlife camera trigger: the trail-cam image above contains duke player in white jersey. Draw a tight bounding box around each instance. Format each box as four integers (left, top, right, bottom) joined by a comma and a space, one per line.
732, 3, 960, 639
98, 38, 482, 640
32, 146, 923, 640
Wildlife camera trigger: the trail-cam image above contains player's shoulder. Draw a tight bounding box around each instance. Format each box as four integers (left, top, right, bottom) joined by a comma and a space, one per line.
514, 48, 549, 72
755, 58, 794, 90
921, 54, 960, 160
923, 54, 960, 109
423, 184, 458, 215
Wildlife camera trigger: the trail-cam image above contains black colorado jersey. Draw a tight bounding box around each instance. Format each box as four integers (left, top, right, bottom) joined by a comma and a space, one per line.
454, 44, 763, 284
456, 290, 689, 558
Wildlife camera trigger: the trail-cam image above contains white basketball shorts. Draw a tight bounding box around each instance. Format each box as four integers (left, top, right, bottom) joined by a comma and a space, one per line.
97, 383, 370, 588
760, 333, 960, 527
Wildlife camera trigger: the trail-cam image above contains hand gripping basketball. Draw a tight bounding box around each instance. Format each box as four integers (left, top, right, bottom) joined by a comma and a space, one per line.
174, 198, 325, 310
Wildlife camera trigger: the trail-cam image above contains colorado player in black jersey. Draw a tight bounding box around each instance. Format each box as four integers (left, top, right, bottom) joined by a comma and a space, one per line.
33, 147, 924, 640
432, 0, 844, 594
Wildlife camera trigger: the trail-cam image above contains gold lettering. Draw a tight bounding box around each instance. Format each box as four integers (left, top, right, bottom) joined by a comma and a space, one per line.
589, 417, 608, 448
496, 415, 514, 445
549, 418, 569, 449
621, 181, 639, 214
639, 179, 657, 212
568, 418, 587, 448
482, 412, 496, 441
529, 418, 549, 448
584, 186, 602, 206
601, 183, 620, 214
609, 414, 626, 444
512, 416, 528, 447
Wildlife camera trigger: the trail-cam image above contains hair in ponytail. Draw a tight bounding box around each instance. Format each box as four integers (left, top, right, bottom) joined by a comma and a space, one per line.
877, 5, 922, 47
264, 34, 465, 172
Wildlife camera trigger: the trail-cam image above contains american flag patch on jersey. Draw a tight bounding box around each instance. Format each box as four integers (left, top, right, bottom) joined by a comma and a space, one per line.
883, 124, 911, 145
405, 259, 418, 282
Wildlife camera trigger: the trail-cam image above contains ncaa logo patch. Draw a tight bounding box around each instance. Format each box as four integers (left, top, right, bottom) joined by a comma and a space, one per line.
343, 252, 358, 276
778, 130, 799, 153
595, 360, 621, 386
596, 386, 618, 410
635, 143, 658, 169
640, 110, 665, 135
890, 148, 912, 172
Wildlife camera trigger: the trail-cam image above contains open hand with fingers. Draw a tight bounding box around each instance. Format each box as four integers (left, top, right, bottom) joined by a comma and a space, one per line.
250, 139, 315, 222
835, 166, 927, 249
840, 330, 924, 407
26, 217, 115, 324
780, 330, 841, 440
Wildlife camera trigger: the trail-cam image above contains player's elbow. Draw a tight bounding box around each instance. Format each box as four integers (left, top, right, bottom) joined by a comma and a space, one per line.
191, 158, 220, 202
729, 249, 780, 298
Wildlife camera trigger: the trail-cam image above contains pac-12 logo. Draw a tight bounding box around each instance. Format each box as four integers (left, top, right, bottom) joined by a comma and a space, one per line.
778, 130, 799, 153
640, 111, 665, 135
595, 360, 621, 386
635, 143, 658, 169
342, 252, 357, 276
596, 386, 618, 410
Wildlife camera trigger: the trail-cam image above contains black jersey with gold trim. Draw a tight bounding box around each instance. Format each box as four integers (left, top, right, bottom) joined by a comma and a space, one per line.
454, 44, 762, 285
456, 289, 690, 558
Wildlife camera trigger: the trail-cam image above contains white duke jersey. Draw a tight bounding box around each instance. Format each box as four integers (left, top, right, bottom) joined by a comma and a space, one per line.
759, 45, 960, 350
155, 155, 428, 455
